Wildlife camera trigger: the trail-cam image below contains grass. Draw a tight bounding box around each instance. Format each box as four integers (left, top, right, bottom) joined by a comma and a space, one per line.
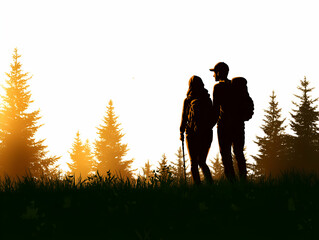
0, 171, 318, 239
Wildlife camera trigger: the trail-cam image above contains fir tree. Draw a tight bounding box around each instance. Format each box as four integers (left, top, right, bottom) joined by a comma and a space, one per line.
253, 91, 287, 176
0, 49, 59, 178
141, 160, 154, 183
83, 139, 94, 174
210, 154, 224, 179
156, 153, 172, 182
94, 100, 133, 178
171, 147, 189, 183
67, 131, 94, 179
288, 77, 319, 170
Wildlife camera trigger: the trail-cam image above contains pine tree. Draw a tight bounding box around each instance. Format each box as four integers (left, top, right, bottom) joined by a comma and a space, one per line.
156, 153, 172, 182
83, 139, 94, 174
288, 77, 319, 170
210, 154, 224, 179
141, 160, 154, 182
253, 91, 287, 176
0, 49, 59, 178
67, 131, 94, 179
171, 147, 189, 183
94, 100, 133, 178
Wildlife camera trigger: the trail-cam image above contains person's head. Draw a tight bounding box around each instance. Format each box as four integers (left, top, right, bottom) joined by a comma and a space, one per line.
187, 75, 205, 97
210, 62, 229, 81
188, 75, 204, 89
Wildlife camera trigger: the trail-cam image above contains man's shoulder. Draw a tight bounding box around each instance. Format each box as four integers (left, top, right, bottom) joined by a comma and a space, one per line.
213, 82, 222, 90
213, 80, 231, 90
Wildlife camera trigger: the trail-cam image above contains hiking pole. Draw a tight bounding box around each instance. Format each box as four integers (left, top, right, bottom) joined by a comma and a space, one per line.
181, 138, 187, 183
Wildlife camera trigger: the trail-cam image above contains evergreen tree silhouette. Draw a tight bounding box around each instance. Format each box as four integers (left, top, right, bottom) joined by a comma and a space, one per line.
67, 131, 94, 179
253, 91, 287, 176
171, 147, 189, 183
83, 139, 94, 173
141, 160, 154, 183
210, 154, 224, 179
156, 153, 172, 182
0, 48, 59, 178
94, 100, 133, 178
288, 77, 319, 170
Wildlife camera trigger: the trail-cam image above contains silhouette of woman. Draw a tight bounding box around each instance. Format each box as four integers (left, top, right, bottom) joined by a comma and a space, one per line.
180, 75, 213, 184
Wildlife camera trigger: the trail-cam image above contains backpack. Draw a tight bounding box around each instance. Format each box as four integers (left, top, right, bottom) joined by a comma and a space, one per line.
231, 77, 254, 121
187, 98, 213, 134
241, 95, 254, 121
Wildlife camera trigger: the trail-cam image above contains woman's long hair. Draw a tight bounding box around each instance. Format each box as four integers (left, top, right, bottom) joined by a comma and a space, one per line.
186, 75, 210, 100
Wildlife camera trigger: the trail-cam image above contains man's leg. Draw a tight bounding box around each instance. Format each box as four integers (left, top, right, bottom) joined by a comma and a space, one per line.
199, 161, 213, 184
191, 158, 201, 185
198, 131, 213, 184
218, 125, 235, 181
233, 125, 247, 180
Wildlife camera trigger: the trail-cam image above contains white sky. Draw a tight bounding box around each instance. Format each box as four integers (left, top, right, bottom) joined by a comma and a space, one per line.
1, 0, 319, 173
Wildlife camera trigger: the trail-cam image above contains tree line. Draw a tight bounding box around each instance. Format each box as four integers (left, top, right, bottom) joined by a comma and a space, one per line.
0, 49, 133, 179
1, 49, 318, 180
253, 77, 319, 177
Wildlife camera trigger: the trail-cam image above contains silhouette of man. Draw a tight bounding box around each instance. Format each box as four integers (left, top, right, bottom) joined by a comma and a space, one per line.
210, 62, 247, 181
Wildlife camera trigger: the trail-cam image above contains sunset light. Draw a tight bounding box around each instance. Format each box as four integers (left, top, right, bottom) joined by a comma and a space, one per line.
1, 1, 319, 239
1, 1, 319, 175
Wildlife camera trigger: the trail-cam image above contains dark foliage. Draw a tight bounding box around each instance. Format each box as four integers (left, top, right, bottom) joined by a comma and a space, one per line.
0, 171, 318, 239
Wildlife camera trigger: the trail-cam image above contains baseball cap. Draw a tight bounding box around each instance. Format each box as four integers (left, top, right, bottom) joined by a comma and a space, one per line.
209, 62, 229, 73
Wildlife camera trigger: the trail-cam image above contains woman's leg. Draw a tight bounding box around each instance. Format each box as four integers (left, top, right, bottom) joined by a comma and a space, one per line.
186, 136, 201, 185
233, 125, 247, 180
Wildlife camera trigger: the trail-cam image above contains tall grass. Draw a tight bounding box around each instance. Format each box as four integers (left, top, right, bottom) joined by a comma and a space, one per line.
0, 170, 318, 239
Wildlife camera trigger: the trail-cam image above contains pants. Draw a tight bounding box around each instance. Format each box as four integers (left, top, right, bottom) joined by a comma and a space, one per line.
186, 130, 213, 184
217, 123, 247, 181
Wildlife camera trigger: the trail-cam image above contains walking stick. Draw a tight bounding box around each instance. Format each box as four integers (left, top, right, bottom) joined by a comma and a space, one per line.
182, 138, 187, 183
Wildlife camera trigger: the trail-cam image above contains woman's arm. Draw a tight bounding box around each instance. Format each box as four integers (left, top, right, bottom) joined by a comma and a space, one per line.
180, 98, 189, 140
